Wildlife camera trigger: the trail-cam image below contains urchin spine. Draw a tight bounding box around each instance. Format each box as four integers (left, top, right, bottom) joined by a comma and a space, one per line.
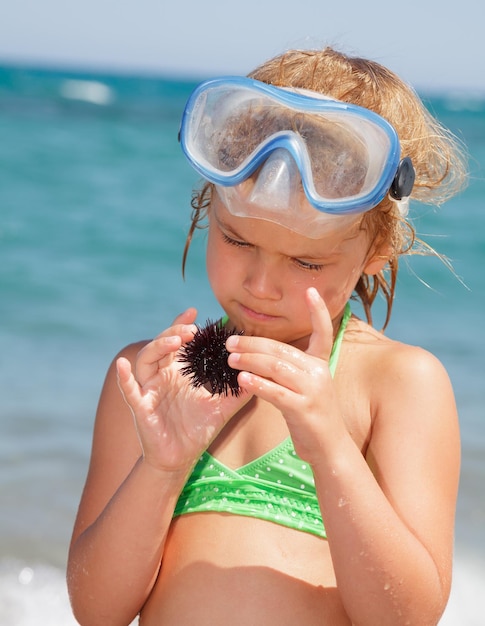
178, 319, 244, 396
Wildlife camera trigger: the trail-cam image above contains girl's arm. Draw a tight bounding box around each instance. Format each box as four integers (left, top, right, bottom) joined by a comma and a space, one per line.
227, 288, 460, 625
67, 310, 248, 626
67, 343, 189, 626
312, 345, 459, 626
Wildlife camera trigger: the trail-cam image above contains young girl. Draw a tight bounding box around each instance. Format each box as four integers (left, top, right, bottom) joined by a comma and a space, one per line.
67, 47, 467, 625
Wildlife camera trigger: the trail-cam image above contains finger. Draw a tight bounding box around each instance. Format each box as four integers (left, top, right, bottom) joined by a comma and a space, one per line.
305, 287, 334, 360
135, 335, 182, 385
237, 370, 299, 412
171, 307, 198, 326
152, 308, 198, 343
228, 350, 311, 393
226, 334, 307, 368
116, 356, 142, 412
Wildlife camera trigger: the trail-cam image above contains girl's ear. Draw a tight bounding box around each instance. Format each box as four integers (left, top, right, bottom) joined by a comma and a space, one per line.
363, 245, 392, 276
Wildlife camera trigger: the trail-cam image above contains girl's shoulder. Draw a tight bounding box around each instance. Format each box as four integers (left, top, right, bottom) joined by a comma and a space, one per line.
347, 313, 442, 358
343, 314, 453, 402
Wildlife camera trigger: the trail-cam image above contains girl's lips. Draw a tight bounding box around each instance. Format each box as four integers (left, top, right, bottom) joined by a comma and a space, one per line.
238, 303, 280, 322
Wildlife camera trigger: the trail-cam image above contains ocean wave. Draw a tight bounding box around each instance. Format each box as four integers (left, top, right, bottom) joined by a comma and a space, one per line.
59, 79, 115, 106
440, 552, 485, 625
0, 560, 77, 626
0, 559, 139, 625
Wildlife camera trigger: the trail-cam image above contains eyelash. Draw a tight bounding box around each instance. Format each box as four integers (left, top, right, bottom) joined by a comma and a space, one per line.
294, 259, 324, 272
221, 232, 324, 271
222, 233, 248, 248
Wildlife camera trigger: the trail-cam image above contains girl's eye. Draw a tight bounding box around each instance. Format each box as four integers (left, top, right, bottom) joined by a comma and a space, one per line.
221, 231, 323, 270
222, 233, 249, 248
294, 258, 324, 271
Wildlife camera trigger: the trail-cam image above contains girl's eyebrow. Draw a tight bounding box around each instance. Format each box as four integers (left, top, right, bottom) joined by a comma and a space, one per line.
215, 215, 246, 239
216, 215, 343, 260
214, 210, 355, 259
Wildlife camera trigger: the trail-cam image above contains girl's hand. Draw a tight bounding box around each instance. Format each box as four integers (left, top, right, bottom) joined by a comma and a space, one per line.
116, 308, 249, 474
226, 288, 345, 462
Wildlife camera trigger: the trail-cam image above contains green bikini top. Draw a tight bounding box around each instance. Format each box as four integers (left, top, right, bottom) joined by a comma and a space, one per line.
173, 303, 351, 539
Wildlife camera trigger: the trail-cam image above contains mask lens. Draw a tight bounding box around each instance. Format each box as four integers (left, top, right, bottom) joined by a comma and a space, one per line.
180, 77, 404, 218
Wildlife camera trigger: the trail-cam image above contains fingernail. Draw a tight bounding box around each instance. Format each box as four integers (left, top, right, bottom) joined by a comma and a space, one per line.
227, 352, 240, 365
226, 336, 238, 350
308, 287, 320, 302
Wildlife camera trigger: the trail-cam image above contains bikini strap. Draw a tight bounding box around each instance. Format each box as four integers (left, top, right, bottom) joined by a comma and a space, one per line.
328, 302, 351, 377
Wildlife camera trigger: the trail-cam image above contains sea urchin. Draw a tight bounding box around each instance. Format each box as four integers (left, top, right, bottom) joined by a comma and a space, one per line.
178, 319, 244, 396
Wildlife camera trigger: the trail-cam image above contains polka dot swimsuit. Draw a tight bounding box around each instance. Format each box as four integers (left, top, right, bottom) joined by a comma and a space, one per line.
173, 303, 351, 539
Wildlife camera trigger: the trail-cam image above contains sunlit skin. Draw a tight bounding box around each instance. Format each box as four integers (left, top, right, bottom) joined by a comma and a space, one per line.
67, 194, 460, 626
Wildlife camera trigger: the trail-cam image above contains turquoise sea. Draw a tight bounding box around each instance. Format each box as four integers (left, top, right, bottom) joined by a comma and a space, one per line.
0, 64, 484, 624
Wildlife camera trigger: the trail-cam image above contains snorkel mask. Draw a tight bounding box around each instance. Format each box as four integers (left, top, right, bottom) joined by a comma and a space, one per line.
179, 76, 415, 238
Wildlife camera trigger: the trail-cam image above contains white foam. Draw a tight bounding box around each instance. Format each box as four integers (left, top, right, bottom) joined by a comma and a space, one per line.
0, 561, 78, 626
0, 560, 140, 626
60, 79, 114, 105
440, 553, 485, 625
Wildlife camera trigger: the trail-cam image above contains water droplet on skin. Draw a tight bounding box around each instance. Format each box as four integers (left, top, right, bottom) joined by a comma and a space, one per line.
383, 582, 391, 591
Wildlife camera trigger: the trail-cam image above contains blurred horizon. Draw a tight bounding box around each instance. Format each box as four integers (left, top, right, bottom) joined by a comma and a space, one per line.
1, 0, 484, 94
2, 59, 485, 106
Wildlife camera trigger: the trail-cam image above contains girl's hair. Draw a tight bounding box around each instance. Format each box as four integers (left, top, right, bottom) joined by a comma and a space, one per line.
183, 47, 467, 328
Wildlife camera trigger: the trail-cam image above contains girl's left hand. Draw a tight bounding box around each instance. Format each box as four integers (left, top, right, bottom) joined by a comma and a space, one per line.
226, 288, 346, 463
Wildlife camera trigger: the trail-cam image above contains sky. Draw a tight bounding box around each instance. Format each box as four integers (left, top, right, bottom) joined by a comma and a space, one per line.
1, 0, 484, 93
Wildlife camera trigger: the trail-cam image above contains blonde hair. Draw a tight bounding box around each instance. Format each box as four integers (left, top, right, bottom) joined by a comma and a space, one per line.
183, 47, 468, 327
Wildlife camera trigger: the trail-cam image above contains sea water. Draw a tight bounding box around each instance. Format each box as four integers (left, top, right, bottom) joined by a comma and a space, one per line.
0, 65, 484, 624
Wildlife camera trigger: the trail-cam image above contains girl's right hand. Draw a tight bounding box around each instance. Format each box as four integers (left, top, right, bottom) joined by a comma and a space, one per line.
116, 308, 249, 474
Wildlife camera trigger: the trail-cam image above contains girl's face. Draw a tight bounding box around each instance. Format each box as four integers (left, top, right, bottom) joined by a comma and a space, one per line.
206, 195, 385, 349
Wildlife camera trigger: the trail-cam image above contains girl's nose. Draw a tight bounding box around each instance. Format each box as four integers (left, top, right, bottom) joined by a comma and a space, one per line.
242, 254, 282, 301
